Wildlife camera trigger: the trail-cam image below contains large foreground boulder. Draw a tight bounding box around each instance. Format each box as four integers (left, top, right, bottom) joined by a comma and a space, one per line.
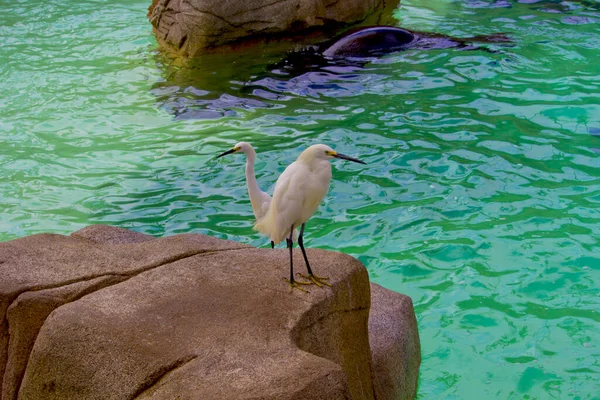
0, 225, 420, 399
148, 0, 400, 57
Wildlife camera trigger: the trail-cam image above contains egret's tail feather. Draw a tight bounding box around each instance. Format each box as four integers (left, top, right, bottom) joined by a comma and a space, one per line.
254, 212, 277, 243
253, 218, 268, 237
254, 210, 294, 245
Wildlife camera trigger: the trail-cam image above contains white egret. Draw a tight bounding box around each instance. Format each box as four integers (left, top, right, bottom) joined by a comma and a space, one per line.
218, 143, 366, 291
216, 142, 276, 248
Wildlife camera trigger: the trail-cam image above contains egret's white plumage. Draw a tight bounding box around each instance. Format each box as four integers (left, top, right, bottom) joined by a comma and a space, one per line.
254, 144, 334, 244
217, 142, 365, 291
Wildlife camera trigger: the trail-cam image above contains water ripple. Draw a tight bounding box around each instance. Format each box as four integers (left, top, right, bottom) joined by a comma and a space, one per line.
1, 0, 599, 398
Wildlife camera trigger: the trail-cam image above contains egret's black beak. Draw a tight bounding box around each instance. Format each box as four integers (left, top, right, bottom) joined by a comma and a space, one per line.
216, 148, 237, 159
334, 153, 366, 165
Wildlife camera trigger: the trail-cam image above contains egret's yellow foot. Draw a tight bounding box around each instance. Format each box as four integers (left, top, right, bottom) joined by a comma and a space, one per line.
298, 274, 331, 288
285, 278, 312, 293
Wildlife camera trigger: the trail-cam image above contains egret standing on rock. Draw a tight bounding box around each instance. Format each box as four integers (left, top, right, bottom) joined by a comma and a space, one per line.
216, 142, 276, 248
218, 143, 366, 291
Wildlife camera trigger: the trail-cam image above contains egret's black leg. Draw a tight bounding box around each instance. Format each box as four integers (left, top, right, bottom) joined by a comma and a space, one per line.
284, 225, 310, 292
297, 223, 314, 275
271, 241, 274, 249
287, 235, 293, 283
297, 223, 330, 288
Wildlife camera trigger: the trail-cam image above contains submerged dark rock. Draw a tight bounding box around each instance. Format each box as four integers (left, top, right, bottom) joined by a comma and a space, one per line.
152, 25, 511, 120
271, 26, 511, 75
320, 26, 418, 57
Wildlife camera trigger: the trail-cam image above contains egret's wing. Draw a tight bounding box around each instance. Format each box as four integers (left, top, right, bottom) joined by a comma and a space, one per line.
273, 165, 305, 238
255, 162, 305, 243
272, 161, 331, 227
299, 172, 330, 222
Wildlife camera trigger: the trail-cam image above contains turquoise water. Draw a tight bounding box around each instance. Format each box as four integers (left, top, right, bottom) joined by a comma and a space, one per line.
1, 0, 599, 398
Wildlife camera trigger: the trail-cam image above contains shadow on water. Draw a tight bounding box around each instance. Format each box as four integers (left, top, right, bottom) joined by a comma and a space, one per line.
150, 26, 513, 121
151, 46, 282, 120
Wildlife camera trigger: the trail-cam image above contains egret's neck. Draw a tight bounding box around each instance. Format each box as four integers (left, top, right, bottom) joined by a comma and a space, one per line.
244, 148, 262, 211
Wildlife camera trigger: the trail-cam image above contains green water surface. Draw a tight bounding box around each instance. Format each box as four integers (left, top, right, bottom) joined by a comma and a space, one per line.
1, 0, 599, 398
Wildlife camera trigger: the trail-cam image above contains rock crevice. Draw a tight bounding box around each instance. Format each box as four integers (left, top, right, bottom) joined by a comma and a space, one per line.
130, 354, 199, 400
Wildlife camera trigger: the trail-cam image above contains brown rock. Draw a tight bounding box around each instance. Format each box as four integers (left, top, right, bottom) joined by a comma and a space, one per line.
0, 225, 420, 399
147, 0, 400, 57
71, 224, 157, 244
3, 276, 125, 400
369, 283, 421, 400
0, 228, 247, 399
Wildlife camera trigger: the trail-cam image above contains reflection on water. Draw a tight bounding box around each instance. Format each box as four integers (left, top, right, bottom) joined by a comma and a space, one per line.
152, 27, 512, 120
1, 0, 599, 398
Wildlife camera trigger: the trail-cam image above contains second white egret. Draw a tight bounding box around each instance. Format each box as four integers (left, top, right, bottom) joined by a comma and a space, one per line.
216, 142, 271, 220
216, 142, 277, 248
